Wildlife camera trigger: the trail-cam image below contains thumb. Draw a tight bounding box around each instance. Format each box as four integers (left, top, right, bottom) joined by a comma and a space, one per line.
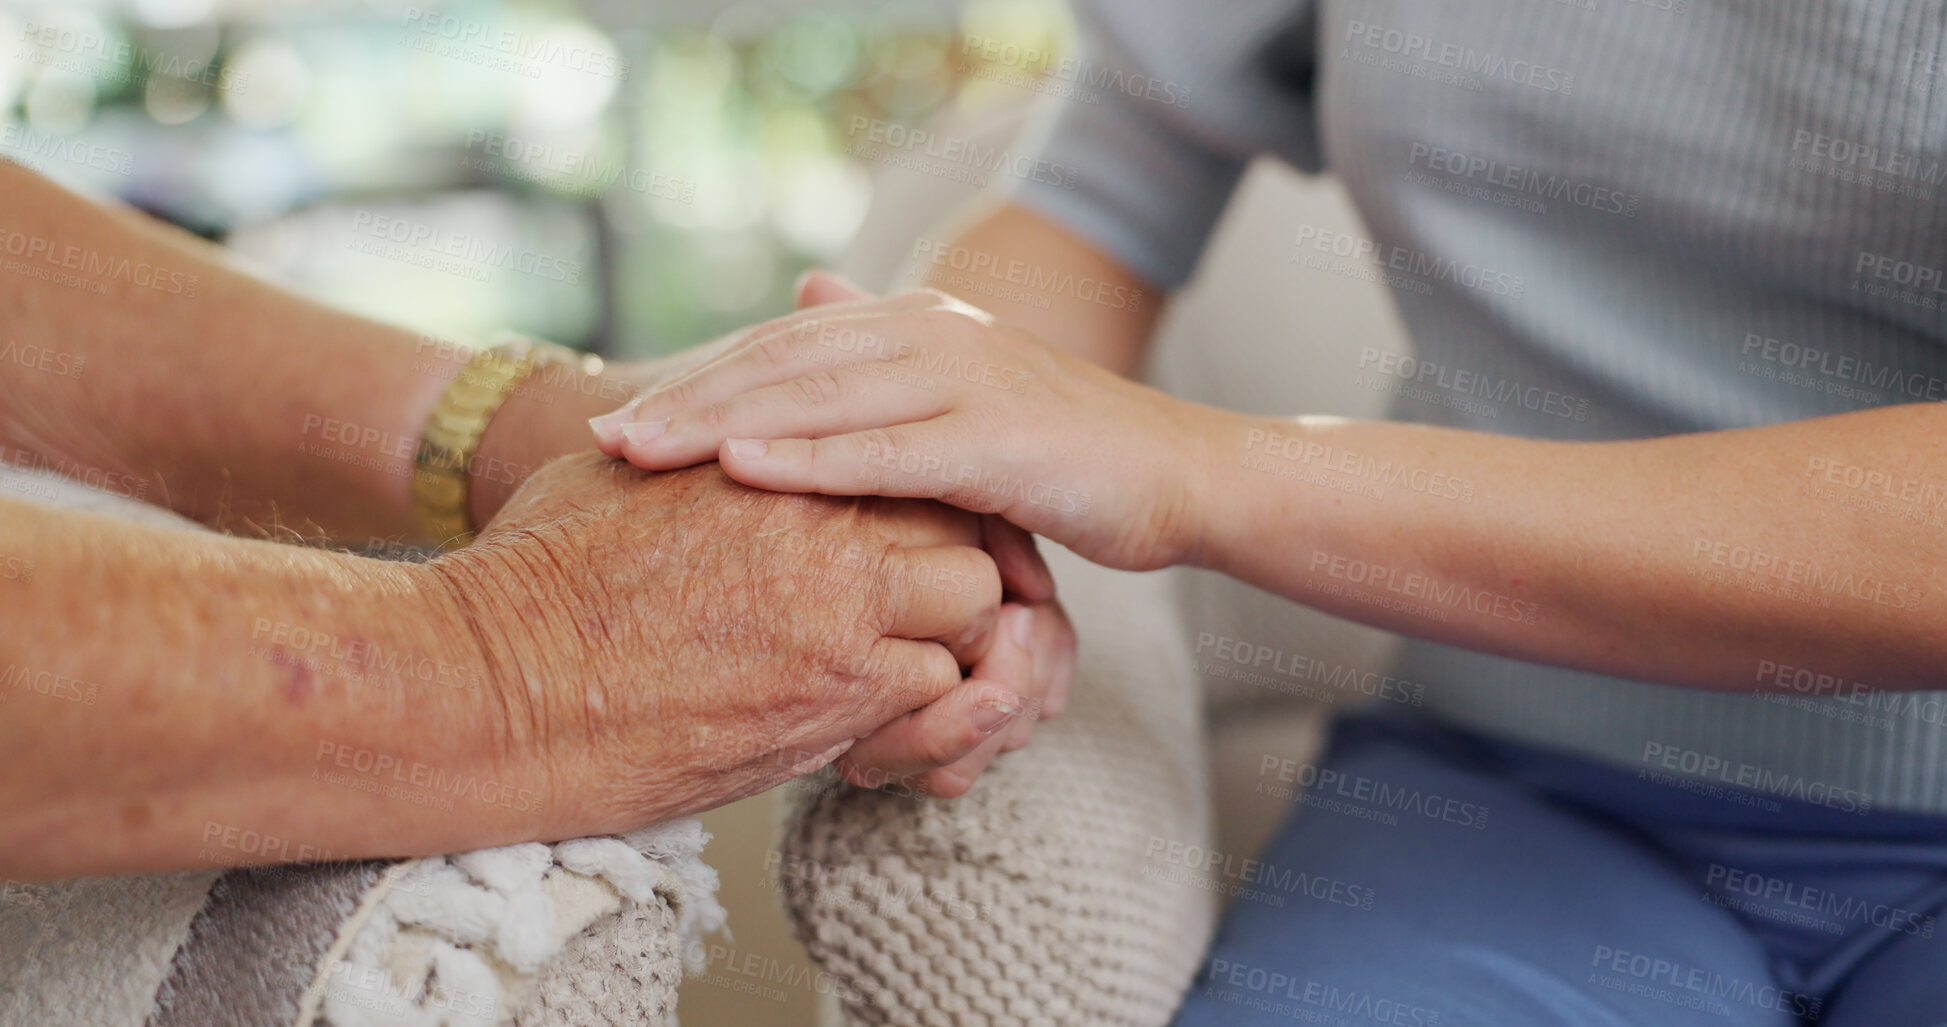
795, 269, 874, 309
835, 605, 1035, 797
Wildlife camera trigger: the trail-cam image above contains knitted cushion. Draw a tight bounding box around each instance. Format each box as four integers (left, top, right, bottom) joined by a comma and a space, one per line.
775, 546, 1221, 1026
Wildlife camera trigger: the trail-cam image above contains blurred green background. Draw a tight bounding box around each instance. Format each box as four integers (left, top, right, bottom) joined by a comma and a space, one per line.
0, 0, 1076, 357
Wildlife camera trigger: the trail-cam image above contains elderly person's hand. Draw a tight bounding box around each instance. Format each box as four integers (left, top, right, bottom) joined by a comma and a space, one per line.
452, 329, 1078, 800
0, 165, 1076, 878
443, 456, 1076, 832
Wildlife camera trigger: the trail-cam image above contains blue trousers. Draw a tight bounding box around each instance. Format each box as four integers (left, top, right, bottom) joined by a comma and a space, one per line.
1174, 715, 1947, 1027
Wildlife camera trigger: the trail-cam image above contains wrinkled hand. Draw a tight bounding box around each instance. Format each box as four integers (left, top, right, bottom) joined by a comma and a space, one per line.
588, 273, 1215, 572
466, 324, 781, 529
431, 456, 1075, 837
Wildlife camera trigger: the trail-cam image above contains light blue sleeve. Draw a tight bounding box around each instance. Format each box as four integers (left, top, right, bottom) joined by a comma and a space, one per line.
1009, 0, 1325, 289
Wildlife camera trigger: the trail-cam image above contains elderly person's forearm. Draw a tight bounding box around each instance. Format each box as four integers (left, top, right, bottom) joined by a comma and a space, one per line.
0, 450, 1071, 878
0, 164, 626, 542
0, 496, 534, 879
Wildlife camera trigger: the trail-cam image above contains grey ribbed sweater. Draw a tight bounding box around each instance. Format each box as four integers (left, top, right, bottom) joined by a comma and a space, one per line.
1015, 0, 1947, 812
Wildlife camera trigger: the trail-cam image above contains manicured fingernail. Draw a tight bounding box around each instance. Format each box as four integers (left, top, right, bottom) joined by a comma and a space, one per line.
1008, 607, 1035, 649
726, 438, 767, 460
972, 699, 1021, 735
620, 420, 668, 446
587, 407, 636, 443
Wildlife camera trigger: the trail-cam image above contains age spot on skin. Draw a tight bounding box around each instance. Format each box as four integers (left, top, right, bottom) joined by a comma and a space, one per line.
121, 800, 153, 831
281, 663, 317, 706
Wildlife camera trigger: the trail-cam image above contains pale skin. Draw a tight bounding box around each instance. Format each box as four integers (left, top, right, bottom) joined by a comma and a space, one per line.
0, 168, 1076, 880
594, 203, 1947, 694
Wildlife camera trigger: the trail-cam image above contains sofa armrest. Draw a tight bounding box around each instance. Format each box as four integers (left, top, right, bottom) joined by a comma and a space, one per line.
775, 547, 1218, 1026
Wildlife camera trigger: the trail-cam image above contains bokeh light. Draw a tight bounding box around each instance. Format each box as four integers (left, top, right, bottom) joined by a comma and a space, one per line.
222, 39, 310, 131
0, 0, 1078, 355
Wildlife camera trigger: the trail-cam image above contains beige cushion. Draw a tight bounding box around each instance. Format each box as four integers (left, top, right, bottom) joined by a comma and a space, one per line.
776, 546, 1218, 1026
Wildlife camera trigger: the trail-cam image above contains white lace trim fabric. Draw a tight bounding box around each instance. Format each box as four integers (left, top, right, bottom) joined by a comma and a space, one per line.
315, 820, 726, 1027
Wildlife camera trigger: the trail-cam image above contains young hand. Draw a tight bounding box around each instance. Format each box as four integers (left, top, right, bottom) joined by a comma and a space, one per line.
588, 273, 1219, 573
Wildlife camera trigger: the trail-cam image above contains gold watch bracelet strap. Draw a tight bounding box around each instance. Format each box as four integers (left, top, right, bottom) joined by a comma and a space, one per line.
411, 335, 596, 550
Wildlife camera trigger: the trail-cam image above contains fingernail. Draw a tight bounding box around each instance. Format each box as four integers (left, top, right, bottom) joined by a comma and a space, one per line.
1009, 606, 1035, 648
972, 699, 1021, 735
587, 407, 636, 443
620, 420, 669, 446
726, 438, 768, 460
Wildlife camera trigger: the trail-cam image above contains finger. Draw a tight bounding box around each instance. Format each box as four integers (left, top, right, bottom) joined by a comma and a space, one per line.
1024, 596, 1076, 723
618, 365, 951, 471
983, 519, 1069, 727
622, 294, 937, 430
717, 427, 1010, 515
982, 516, 1056, 604
991, 595, 1075, 754
835, 636, 964, 738
591, 403, 640, 457
588, 326, 773, 453
836, 683, 1019, 795
909, 605, 1039, 795
877, 545, 1001, 666
839, 605, 1034, 789
910, 729, 1010, 799
796, 269, 874, 309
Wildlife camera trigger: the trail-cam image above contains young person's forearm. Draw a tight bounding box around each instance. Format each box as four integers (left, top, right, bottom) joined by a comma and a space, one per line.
0, 498, 544, 879
0, 164, 624, 542
933, 203, 1162, 375
1201, 404, 1947, 692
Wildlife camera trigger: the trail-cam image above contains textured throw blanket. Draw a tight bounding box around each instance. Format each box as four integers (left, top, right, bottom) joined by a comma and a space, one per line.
0, 826, 723, 1027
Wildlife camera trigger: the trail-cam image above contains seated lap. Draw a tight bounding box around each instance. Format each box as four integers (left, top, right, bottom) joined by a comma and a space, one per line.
1172, 715, 1947, 1027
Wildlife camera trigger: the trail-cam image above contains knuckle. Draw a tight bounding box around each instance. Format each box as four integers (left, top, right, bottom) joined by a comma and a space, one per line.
790, 369, 846, 409
910, 724, 965, 770
922, 548, 999, 615
826, 628, 882, 685
694, 400, 733, 430
966, 551, 1003, 608
840, 430, 901, 491
848, 427, 900, 463
659, 378, 701, 411
755, 328, 800, 367
910, 645, 961, 703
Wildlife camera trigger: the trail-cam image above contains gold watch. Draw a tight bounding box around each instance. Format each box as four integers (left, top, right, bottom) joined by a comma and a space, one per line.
411, 334, 599, 551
